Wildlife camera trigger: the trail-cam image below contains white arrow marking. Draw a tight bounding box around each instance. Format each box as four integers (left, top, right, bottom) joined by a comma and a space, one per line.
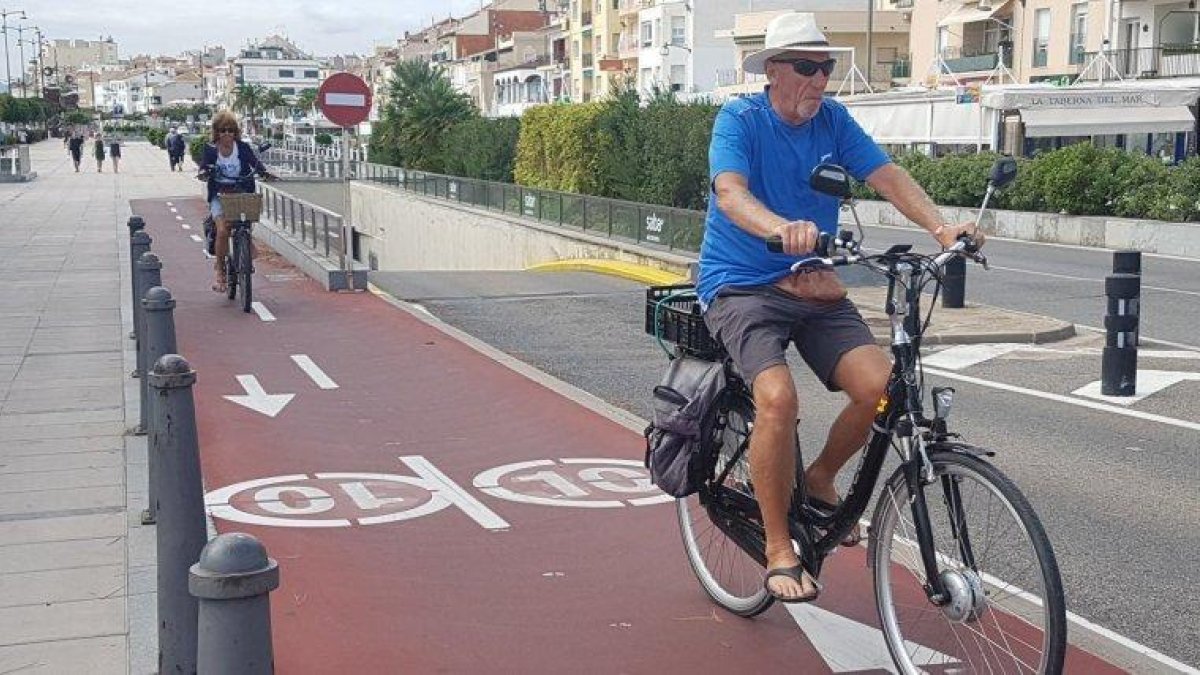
290, 354, 338, 389
251, 301, 276, 322
222, 375, 295, 417
1072, 370, 1200, 406
786, 603, 958, 673
166, 201, 174, 206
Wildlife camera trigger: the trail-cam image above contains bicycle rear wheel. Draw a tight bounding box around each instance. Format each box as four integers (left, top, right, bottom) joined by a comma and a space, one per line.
676, 392, 773, 617
224, 250, 237, 300
870, 451, 1066, 674
238, 229, 253, 313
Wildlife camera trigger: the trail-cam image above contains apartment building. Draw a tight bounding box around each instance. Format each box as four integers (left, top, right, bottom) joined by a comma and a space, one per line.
907, 0, 1199, 159
492, 14, 571, 117
231, 36, 321, 103
565, 0, 627, 101
44, 38, 119, 74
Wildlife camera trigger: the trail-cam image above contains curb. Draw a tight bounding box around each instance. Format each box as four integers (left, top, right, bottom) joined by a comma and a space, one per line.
528, 258, 687, 286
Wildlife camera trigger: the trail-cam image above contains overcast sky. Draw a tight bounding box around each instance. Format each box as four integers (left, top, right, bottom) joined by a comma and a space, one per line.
4, 0, 492, 64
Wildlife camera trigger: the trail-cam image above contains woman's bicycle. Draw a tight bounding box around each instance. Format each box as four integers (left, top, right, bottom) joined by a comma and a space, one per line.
199, 165, 271, 314
646, 157, 1066, 674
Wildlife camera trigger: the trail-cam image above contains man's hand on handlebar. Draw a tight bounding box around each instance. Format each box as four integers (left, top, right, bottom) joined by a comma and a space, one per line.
934, 222, 985, 250
770, 220, 821, 256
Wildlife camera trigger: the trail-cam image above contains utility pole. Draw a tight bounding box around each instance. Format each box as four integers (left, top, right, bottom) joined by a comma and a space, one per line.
15, 21, 26, 96
865, 0, 874, 88
1, 8, 27, 94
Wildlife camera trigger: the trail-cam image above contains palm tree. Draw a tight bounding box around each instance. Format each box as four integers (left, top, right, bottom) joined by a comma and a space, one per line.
296, 88, 318, 117
374, 60, 476, 170
232, 84, 267, 133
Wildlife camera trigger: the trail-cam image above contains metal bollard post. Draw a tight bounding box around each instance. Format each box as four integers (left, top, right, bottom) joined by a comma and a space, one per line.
942, 256, 967, 308
1101, 267, 1140, 396
150, 354, 208, 675
190, 533, 280, 674
127, 216, 146, 340
135, 252, 163, 436
129, 231, 152, 352
139, 286, 177, 525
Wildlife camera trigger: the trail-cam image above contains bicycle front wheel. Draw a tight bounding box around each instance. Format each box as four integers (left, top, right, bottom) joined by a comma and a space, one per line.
238, 230, 253, 313
870, 450, 1066, 674
676, 392, 773, 617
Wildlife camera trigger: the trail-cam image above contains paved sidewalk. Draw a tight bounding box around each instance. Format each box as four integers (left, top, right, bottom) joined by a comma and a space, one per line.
0, 140, 195, 673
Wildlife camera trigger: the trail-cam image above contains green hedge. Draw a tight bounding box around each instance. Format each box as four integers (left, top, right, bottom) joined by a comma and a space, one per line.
438, 116, 521, 182
188, 136, 208, 166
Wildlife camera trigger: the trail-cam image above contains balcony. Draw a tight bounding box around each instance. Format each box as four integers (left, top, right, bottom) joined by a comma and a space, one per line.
582, 53, 594, 70
1076, 44, 1200, 80
940, 45, 1011, 74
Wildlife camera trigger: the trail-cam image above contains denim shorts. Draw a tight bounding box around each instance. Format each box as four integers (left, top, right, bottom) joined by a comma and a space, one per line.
209, 197, 223, 219
703, 285, 875, 391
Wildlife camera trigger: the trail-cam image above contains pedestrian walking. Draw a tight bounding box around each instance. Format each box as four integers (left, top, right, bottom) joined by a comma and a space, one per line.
110, 138, 122, 173
68, 132, 84, 172
167, 128, 187, 171
94, 135, 107, 173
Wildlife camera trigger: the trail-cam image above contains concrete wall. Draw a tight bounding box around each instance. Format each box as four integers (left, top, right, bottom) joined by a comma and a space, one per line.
350, 182, 695, 275
850, 199, 1200, 258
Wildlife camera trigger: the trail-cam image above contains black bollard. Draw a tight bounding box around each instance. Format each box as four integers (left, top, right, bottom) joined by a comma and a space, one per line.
942, 256, 966, 309
135, 253, 163, 436
127, 216, 146, 340
1101, 271, 1140, 396
1113, 250, 1141, 276
140, 286, 177, 525
150, 354, 207, 675
190, 533, 281, 674
129, 231, 152, 355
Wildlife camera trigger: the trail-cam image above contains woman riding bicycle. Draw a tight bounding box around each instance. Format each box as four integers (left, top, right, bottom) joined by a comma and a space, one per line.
197, 111, 275, 293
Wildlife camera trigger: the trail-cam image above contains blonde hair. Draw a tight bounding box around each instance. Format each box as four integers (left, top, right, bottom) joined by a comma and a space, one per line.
210, 111, 242, 142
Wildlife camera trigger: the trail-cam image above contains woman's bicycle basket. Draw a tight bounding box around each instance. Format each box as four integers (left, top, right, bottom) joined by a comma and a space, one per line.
645, 284, 724, 359
218, 193, 263, 222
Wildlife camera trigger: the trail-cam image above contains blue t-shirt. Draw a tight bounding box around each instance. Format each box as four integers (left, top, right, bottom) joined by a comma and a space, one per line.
696, 92, 890, 307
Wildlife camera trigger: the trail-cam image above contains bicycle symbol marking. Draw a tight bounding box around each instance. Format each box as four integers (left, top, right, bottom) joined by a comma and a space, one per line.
473, 458, 672, 508
206, 457, 670, 529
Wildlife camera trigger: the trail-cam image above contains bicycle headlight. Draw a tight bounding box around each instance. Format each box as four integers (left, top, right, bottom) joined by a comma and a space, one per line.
932, 386, 955, 420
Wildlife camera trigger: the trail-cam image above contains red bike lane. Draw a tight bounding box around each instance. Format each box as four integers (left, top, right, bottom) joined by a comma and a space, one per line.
135, 197, 1124, 674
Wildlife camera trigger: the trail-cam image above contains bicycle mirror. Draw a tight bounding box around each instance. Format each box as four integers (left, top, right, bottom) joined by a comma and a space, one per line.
809, 163, 852, 199
989, 157, 1018, 189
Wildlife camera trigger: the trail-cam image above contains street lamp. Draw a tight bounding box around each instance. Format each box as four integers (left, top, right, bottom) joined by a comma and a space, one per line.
0, 8, 27, 94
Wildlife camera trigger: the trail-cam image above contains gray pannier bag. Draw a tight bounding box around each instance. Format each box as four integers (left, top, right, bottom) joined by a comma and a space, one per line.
644, 356, 726, 498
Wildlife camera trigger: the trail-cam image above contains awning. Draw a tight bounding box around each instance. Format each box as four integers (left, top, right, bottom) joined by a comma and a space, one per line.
1021, 106, 1195, 137
938, 1, 1010, 27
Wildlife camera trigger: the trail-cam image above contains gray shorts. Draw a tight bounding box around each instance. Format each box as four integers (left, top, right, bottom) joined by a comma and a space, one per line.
703, 285, 875, 391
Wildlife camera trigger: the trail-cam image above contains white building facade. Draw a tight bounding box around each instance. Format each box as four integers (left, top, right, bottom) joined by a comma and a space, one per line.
232, 38, 321, 102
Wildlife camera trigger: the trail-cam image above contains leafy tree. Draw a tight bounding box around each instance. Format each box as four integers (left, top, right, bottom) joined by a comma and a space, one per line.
233, 84, 267, 132
439, 117, 520, 181
296, 88, 318, 115
370, 59, 476, 170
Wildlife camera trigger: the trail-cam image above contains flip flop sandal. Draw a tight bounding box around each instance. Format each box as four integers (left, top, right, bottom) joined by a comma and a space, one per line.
764, 564, 822, 604
806, 496, 864, 547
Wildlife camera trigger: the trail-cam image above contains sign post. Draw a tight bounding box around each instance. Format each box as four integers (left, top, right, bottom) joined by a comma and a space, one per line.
317, 72, 372, 292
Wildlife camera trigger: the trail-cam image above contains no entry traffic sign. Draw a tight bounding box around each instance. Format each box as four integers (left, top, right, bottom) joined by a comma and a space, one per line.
318, 72, 372, 128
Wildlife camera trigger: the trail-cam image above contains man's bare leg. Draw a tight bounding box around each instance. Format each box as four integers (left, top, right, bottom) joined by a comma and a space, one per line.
805, 345, 891, 520
751, 364, 816, 600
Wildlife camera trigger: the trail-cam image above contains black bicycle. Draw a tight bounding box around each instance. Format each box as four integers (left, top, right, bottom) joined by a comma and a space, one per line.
647, 157, 1066, 674
199, 165, 271, 314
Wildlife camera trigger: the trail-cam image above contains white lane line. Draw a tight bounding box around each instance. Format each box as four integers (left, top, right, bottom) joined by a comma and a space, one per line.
166, 201, 174, 207
175, 215, 183, 221
189, 234, 202, 243
924, 367, 1200, 432
290, 354, 338, 389
170, 207, 178, 213
1076, 324, 1200, 353
987, 264, 1200, 299
250, 301, 276, 322
181, 224, 191, 230
922, 344, 1026, 370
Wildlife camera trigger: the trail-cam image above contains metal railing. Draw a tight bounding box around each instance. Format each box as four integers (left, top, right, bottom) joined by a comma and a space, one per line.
1076, 45, 1200, 79
354, 162, 707, 253
258, 182, 345, 258
262, 148, 347, 179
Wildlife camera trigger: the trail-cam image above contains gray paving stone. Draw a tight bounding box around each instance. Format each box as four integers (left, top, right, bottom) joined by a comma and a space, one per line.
0, 597, 125, 647
0, 449, 123, 474
0, 466, 123, 494
0, 385, 123, 414
0, 421, 126, 441
0, 485, 124, 519
0, 635, 126, 674
0, 408, 124, 429
0, 564, 125, 608
0, 435, 123, 457
0, 537, 125, 575
0, 512, 124, 546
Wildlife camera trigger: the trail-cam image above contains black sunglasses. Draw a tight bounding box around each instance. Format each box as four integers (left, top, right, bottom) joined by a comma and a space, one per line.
218, 127, 237, 133
776, 58, 837, 77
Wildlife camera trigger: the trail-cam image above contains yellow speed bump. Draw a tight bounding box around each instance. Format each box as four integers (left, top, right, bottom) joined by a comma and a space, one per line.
528, 259, 687, 286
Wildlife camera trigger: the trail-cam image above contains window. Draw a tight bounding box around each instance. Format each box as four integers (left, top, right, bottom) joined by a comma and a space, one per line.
670, 64, 685, 90
671, 16, 686, 46
1069, 3, 1088, 65
612, 33, 621, 53
304, 70, 318, 78
1033, 9, 1050, 67
280, 87, 295, 95
640, 21, 652, 48
279, 69, 294, 78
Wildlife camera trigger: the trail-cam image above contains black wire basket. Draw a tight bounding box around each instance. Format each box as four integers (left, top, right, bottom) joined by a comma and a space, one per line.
645, 284, 723, 359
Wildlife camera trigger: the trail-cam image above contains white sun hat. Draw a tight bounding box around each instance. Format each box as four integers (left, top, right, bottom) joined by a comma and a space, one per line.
742, 12, 853, 75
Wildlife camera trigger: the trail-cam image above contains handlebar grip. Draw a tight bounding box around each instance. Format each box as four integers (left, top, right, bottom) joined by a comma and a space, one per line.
765, 232, 833, 256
